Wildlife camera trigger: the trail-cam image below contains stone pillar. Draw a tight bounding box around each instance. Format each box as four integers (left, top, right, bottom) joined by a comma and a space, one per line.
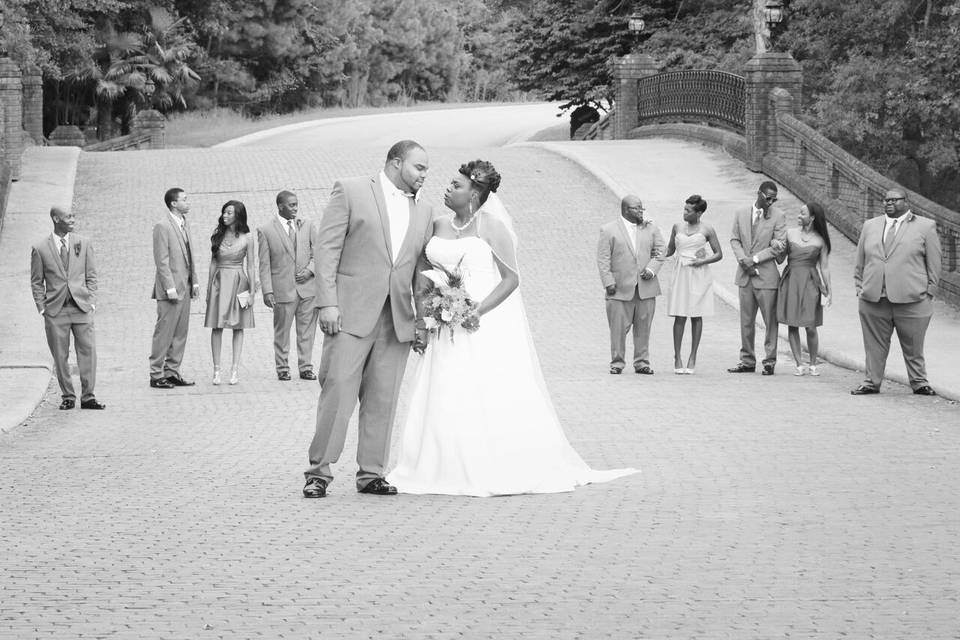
49, 125, 86, 147
613, 53, 658, 139
132, 109, 166, 149
743, 52, 802, 172
0, 57, 24, 180
21, 64, 44, 145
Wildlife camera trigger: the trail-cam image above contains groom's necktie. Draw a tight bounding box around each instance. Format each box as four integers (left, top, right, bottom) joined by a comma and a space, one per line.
287, 220, 296, 251
59, 237, 68, 268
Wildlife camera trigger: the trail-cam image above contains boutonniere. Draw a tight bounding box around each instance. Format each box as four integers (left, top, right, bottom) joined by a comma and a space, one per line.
296, 218, 303, 230
74, 241, 81, 256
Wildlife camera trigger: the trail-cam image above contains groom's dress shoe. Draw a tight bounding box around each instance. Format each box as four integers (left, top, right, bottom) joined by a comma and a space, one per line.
59, 399, 75, 410
850, 385, 880, 395
165, 374, 195, 387
358, 478, 397, 495
299, 370, 317, 380
634, 366, 654, 375
303, 477, 328, 498
727, 363, 755, 373
913, 385, 937, 396
80, 399, 106, 410
150, 378, 175, 389
761, 365, 775, 376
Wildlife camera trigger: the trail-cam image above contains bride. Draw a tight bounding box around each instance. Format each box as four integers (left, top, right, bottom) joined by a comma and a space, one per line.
387, 160, 638, 496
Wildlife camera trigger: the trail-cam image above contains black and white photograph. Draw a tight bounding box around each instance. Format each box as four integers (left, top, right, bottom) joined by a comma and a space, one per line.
1, 0, 959, 637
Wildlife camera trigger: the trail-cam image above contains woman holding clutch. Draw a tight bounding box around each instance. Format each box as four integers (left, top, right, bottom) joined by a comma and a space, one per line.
205, 200, 257, 385
777, 201, 832, 376
665, 194, 723, 374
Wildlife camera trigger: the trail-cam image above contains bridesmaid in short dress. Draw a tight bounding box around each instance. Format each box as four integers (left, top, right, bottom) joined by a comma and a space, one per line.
205, 200, 257, 385
665, 195, 723, 374
777, 201, 832, 376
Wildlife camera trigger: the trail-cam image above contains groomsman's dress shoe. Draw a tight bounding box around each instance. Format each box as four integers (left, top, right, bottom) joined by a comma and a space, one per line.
727, 363, 756, 373
150, 378, 175, 389
913, 385, 937, 396
165, 374, 195, 387
850, 385, 880, 395
358, 478, 398, 495
635, 366, 654, 375
80, 399, 106, 410
609, 366, 623, 375
299, 370, 317, 380
59, 399, 75, 410
303, 477, 328, 498
762, 365, 775, 376
278, 371, 291, 381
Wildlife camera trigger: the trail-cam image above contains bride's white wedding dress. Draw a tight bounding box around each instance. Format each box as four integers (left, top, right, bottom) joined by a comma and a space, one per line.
387, 216, 638, 496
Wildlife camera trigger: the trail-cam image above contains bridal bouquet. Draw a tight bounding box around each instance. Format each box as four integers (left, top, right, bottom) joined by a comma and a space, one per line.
417, 258, 480, 342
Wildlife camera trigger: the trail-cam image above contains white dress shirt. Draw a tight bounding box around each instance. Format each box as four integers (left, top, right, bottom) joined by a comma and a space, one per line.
620, 216, 639, 254
379, 170, 411, 264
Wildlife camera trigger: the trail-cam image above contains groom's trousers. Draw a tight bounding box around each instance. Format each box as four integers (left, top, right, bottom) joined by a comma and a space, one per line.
305, 299, 410, 490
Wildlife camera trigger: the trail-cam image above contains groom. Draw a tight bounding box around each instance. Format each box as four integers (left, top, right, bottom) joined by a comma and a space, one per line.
303, 140, 435, 498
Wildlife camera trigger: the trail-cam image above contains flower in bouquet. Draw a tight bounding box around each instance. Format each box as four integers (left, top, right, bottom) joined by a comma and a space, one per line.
417, 258, 480, 342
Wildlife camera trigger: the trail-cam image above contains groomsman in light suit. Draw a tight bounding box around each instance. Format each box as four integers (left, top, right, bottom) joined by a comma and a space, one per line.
30, 207, 105, 410
149, 187, 198, 389
728, 180, 787, 375
851, 189, 942, 396
597, 195, 666, 375
258, 190, 321, 381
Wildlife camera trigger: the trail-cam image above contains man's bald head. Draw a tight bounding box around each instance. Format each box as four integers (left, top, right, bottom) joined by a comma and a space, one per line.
621, 195, 644, 224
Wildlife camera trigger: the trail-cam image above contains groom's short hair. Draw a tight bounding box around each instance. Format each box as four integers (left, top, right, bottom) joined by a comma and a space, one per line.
386, 140, 423, 163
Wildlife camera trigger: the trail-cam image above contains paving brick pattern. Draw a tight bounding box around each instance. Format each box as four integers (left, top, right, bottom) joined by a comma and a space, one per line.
2, 145, 959, 639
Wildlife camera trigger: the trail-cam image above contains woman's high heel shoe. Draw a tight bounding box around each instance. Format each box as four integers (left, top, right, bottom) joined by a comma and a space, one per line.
229, 366, 239, 385
212, 366, 222, 385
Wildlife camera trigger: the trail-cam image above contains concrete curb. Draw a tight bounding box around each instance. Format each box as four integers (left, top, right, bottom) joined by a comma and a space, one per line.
521, 141, 960, 400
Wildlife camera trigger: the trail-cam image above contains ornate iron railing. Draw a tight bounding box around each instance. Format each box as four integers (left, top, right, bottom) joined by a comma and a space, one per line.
637, 70, 745, 133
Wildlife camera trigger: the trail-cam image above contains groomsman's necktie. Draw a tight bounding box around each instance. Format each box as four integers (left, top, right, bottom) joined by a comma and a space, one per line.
883, 220, 896, 253
287, 220, 296, 250
752, 211, 761, 239
60, 237, 68, 268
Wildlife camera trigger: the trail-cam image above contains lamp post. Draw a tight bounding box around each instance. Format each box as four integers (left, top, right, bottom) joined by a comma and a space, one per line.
628, 13, 645, 50
764, 1, 785, 41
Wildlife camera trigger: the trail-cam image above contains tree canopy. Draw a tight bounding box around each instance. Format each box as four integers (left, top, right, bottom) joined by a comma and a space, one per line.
0, 0, 956, 207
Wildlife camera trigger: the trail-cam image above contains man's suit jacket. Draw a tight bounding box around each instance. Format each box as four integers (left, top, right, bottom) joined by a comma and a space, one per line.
597, 219, 666, 300
30, 234, 97, 315
730, 205, 787, 289
854, 211, 942, 303
258, 216, 319, 302
314, 175, 434, 341
151, 213, 197, 300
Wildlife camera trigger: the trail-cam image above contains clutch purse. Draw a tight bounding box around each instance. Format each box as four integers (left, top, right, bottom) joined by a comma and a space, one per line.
236, 290, 252, 309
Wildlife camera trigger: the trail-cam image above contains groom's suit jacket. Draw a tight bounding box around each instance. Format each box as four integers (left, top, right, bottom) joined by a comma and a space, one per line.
314, 174, 434, 342
854, 211, 941, 304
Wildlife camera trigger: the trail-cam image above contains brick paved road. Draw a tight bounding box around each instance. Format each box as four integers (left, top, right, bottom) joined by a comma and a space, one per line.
2, 145, 959, 639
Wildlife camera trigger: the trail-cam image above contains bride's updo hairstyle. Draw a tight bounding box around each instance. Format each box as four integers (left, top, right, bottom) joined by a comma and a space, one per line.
459, 160, 501, 206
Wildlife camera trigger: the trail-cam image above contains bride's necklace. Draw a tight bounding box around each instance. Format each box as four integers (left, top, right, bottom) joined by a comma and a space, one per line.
451, 210, 478, 237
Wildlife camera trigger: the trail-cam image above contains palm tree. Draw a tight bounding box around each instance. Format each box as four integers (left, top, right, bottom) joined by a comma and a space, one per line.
66, 6, 199, 139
